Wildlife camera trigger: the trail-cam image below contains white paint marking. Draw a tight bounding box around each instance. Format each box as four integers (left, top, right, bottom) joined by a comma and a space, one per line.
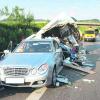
26, 87, 47, 100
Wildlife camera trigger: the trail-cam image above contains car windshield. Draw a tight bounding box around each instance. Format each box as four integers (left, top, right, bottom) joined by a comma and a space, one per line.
14, 41, 52, 53
85, 31, 95, 34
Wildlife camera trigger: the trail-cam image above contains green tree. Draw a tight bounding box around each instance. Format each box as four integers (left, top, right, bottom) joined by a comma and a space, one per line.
0, 6, 34, 24
26, 13, 34, 25
0, 6, 9, 16
8, 6, 24, 21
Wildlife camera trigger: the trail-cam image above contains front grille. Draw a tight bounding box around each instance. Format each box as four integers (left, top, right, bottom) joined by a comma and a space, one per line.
4, 67, 29, 76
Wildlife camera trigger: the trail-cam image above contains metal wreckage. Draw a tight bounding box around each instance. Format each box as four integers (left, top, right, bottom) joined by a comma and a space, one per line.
26, 16, 95, 86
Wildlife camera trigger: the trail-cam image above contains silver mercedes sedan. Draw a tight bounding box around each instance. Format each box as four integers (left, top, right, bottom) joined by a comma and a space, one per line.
0, 38, 63, 88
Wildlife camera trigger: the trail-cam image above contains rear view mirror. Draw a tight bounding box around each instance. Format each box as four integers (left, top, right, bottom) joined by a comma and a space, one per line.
4, 50, 10, 55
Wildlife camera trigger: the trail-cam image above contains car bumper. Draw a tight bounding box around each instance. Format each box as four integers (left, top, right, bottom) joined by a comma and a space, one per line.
84, 38, 95, 41
0, 73, 48, 88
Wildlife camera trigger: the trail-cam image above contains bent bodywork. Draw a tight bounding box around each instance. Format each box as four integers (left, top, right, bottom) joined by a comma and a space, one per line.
0, 38, 63, 87
26, 15, 80, 46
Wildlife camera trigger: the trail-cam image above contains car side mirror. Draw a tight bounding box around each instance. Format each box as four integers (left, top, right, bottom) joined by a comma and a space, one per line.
4, 50, 10, 55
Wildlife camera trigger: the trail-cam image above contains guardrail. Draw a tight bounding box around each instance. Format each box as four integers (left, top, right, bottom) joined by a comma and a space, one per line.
76, 22, 100, 26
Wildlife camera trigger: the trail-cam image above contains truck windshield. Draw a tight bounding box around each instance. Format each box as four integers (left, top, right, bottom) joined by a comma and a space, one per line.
85, 31, 95, 34
14, 41, 52, 53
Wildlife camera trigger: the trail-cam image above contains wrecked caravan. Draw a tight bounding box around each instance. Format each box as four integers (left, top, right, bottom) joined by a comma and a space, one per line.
26, 16, 80, 47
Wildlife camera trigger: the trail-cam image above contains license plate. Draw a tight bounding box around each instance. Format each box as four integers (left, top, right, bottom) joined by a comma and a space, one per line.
6, 78, 24, 84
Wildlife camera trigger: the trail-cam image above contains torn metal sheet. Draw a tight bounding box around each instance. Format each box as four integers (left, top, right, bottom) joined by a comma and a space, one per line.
57, 75, 69, 84
82, 63, 95, 67
63, 60, 95, 74
68, 35, 79, 47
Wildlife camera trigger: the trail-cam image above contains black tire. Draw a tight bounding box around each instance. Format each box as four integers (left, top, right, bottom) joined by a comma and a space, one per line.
52, 68, 57, 88
0, 86, 5, 91
93, 39, 96, 42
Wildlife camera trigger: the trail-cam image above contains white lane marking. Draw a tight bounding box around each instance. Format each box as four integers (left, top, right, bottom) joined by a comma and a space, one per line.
26, 87, 47, 100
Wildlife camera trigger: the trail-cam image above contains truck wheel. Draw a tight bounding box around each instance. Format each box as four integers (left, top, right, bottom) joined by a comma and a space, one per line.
93, 39, 96, 42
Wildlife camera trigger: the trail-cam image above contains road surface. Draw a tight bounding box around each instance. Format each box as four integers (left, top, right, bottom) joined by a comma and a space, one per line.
0, 36, 100, 100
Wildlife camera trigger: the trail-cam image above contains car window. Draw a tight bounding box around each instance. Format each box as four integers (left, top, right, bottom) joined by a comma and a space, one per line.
14, 41, 52, 53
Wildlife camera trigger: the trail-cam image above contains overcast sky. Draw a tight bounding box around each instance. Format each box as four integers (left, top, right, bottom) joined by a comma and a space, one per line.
0, 0, 100, 20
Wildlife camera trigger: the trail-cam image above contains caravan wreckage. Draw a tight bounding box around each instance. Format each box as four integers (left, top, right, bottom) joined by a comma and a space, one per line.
26, 16, 80, 47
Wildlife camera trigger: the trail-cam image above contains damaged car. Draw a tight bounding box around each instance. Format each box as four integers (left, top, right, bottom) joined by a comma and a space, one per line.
0, 38, 63, 87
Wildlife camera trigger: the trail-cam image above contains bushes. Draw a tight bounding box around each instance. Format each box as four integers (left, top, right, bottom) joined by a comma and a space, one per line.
0, 6, 48, 52
0, 21, 48, 52
0, 22, 39, 52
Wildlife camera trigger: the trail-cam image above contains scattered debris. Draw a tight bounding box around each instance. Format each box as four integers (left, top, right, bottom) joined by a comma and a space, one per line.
56, 75, 71, 87
74, 86, 78, 89
63, 59, 95, 74
56, 82, 60, 87
57, 75, 69, 84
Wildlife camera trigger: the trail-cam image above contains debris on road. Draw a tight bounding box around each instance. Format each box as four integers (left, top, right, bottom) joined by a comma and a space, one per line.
63, 58, 95, 74
62, 40, 96, 75
57, 75, 69, 84
56, 75, 71, 87
74, 86, 78, 89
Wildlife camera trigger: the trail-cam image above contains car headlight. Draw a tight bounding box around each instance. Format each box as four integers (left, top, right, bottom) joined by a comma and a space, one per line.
31, 68, 37, 75
38, 64, 48, 74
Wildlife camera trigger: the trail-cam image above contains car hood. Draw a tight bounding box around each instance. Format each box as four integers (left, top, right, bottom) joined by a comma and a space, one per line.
0, 53, 54, 68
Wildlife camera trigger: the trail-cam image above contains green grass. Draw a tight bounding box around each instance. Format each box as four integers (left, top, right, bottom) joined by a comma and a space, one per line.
78, 26, 89, 33
78, 26, 100, 34
34, 21, 48, 28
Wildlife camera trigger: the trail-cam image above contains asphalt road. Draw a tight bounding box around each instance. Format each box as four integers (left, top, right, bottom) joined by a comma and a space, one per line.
0, 36, 100, 100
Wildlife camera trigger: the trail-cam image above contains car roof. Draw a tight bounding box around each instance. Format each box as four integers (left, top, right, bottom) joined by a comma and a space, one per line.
24, 38, 55, 42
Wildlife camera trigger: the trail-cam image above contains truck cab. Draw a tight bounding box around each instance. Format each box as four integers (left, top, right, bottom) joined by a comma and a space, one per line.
84, 30, 96, 42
